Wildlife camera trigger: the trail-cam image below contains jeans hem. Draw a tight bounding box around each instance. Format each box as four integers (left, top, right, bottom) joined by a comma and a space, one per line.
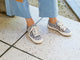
39, 14, 58, 18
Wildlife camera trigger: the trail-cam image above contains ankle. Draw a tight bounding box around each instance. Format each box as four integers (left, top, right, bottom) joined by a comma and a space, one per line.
25, 18, 35, 28
49, 17, 57, 24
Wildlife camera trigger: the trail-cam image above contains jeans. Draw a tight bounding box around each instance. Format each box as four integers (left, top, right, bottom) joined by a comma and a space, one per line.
5, 0, 58, 18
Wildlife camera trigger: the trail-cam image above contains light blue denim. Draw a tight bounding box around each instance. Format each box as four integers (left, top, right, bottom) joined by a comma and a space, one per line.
5, 0, 58, 18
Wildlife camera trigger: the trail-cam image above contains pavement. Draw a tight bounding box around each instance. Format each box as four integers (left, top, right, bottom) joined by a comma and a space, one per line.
0, 5, 80, 60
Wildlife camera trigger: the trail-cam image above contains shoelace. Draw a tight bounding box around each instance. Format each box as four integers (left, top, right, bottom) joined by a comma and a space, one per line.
57, 21, 67, 31
32, 26, 40, 37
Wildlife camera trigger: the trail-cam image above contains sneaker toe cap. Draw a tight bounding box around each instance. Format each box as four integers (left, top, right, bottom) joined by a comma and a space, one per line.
65, 28, 71, 33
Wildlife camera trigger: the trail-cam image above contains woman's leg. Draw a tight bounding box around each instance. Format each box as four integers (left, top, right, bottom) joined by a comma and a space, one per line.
24, 0, 43, 43
24, 0, 35, 28
38, 0, 72, 36
38, 0, 58, 24
26, 0, 58, 28
25, 18, 35, 28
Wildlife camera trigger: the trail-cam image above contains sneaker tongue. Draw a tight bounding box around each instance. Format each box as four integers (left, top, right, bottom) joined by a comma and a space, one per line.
57, 21, 67, 31
28, 25, 36, 32
32, 27, 40, 36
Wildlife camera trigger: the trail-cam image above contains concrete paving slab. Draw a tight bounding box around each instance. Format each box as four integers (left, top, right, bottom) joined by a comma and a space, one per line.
0, 5, 40, 44
0, 5, 80, 60
0, 42, 9, 56
14, 6, 80, 60
0, 48, 39, 60
0, 16, 27, 44
14, 16, 80, 60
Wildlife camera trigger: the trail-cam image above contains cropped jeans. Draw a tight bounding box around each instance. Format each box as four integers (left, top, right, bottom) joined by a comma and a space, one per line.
5, 0, 58, 18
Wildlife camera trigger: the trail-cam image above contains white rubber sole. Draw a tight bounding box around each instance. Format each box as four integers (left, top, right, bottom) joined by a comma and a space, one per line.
28, 34, 43, 44
48, 24, 72, 37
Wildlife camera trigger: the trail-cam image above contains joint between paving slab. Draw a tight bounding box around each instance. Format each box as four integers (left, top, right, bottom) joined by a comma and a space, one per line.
0, 40, 43, 60
0, 31, 28, 58
0, 18, 43, 59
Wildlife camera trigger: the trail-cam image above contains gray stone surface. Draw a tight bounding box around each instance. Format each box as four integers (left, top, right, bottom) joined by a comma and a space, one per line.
0, 16, 27, 44
13, 6, 80, 60
0, 5, 80, 60
0, 48, 39, 60
0, 42, 9, 56
14, 16, 80, 60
